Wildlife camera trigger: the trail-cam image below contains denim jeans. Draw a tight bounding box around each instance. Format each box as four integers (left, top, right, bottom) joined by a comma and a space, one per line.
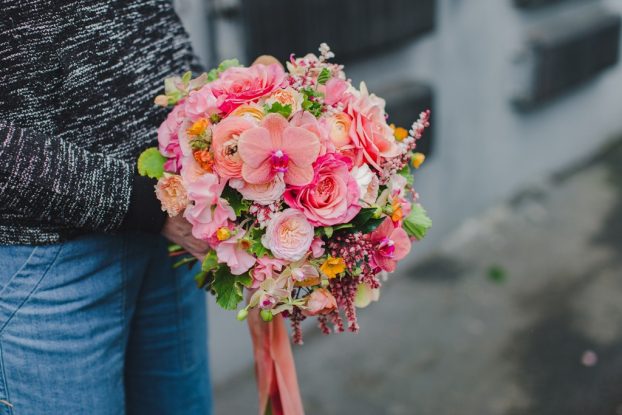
0, 232, 212, 414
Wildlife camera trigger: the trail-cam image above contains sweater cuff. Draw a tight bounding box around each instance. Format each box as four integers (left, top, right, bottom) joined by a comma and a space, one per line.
120, 175, 167, 233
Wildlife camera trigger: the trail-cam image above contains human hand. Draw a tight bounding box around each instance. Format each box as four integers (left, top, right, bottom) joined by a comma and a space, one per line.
161, 215, 209, 262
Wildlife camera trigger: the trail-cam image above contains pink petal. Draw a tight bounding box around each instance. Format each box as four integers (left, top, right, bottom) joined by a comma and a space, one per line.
261, 113, 289, 148
374, 255, 397, 272
237, 127, 273, 167
390, 227, 411, 260
281, 127, 320, 166
371, 217, 393, 242
242, 161, 274, 184
284, 164, 314, 186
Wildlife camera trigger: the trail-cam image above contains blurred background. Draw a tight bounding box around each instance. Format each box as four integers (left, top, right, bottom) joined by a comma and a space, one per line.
174, 0, 622, 413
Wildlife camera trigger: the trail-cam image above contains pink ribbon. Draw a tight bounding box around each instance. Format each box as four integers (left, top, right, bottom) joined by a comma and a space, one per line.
247, 311, 305, 415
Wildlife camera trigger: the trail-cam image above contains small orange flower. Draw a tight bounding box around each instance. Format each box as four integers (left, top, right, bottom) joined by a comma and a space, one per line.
394, 127, 409, 141
216, 227, 231, 241
187, 118, 210, 137
390, 198, 403, 223
411, 152, 426, 169
193, 150, 214, 172
320, 256, 346, 278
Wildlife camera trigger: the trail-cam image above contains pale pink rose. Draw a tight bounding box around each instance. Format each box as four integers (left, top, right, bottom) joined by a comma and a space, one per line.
284, 154, 361, 226
250, 256, 286, 288
211, 116, 256, 179
310, 237, 325, 258
237, 175, 286, 205
262, 209, 314, 261
184, 85, 221, 120
303, 288, 337, 316
215, 229, 256, 275
370, 218, 411, 272
345, 82, 401, 170
183, 173, 235, 240
213, 64, 287, 114
237, 114, 320, 186
155, 175, 188, 217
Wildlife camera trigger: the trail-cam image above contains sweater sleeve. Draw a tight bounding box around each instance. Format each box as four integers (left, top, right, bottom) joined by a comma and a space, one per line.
0, 122, 166, 234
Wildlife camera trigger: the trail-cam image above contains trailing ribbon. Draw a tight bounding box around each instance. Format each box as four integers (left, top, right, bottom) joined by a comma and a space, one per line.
247, 310, 305, 415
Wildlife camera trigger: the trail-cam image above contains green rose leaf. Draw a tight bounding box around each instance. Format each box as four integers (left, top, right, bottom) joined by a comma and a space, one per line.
317, 68, 331, 85
403, 204, 432, 240
212, 267, 252, 310
137, 147, 167, 179
202, 250, 219, 272
221, 186, 251, 216
265, 102, 293, 119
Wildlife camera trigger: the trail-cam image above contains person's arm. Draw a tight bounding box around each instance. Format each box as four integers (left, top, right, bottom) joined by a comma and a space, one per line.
0, 122, 165, 234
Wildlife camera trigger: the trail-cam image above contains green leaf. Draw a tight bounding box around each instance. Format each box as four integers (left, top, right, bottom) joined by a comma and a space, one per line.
323, 226, 333, 238
168, 243, 183, 253
212, 267, 252, 310
301, 88, 324, 118
398, 165, 414, 188
194, 271, 210, 289
351, 208, 376, 227
402, 204, 432, 240
207, 58, 242, 82
359, 217, 385, 234
248, 227, 269, 257
221, 186, 250, 216
317, 68, 331, 85
264, 102, 292, 118
182, 71, 192, 84
173, 256, 197, 269
202, 251, 219, 272
137, 147, 167, 179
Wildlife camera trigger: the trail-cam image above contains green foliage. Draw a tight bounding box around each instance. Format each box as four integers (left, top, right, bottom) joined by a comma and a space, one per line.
194, 271, 210, 289
317, 68, 331, 85
172, 256, 197, 269
202, 251, 219, 272
402, 204, 432, 240
487, 265, 507, 284
221, 187, 251, 216
301, 88, 324, 118
264, 102, 293, 119
212, 267, 252, 310
348, 208, 385, 234
137, 147, 167, 179
207, 59, 242, 82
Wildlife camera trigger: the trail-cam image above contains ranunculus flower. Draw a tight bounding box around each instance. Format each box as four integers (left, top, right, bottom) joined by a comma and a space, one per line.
237, 113, 320, 186
184, 85, 221, 120
184, 173, 235, 241
284, 153, 361, 226
211, 116, 256, 179
213, 64, 287, 114
230, 103, 265, 122
155, 174, 188, 217
215, 229, 256, 275
323, 77, 349, 107
303, 288, 337, 316
262, 209, 314, 261
264, 87, 303, 113
369, 218, 411, 272
237, 175, 286, 205
345, 82, 401, 170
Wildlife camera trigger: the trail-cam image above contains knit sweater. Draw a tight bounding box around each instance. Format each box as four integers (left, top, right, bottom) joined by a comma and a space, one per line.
0, 0, 199, 245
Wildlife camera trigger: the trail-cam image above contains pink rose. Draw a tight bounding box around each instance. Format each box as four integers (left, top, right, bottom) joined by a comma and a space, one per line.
213, 64, 287, 114
184, 85, 221, 120
155, 175, 188, 217
303, 288, 337, 316
211, 116, 256, 179
284, 154, 361, 226
262, 209, 314, 261
323, 78, 349, 107
250, 256, 286, 288
345, 83, 401, 170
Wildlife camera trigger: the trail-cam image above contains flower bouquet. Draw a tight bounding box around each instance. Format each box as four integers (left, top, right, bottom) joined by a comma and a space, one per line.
138, 44, 431, 414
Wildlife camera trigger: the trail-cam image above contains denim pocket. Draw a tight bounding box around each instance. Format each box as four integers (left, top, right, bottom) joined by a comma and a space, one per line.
0, 245, 62, 334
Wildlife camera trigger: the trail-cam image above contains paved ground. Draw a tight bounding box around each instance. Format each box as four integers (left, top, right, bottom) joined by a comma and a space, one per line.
213, 138, 622, 415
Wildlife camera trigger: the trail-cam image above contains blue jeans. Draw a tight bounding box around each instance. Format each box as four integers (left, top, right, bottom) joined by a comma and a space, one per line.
0, 232, 212, 414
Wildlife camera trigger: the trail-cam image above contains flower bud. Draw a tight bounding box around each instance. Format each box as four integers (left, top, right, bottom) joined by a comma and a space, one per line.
411, 152, 426, 169
236, 308, 249, 321
216, 227, 231, 241
260, 309, 273, 322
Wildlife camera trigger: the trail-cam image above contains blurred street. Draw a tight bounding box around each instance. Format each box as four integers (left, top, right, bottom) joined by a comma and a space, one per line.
213, 137, 622, 415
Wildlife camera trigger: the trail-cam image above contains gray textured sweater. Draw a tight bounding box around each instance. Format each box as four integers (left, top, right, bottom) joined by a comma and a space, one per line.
0, 0, 199, 245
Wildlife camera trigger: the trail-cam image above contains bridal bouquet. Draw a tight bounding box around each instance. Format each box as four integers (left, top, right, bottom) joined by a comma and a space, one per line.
139, 44, 431, 344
